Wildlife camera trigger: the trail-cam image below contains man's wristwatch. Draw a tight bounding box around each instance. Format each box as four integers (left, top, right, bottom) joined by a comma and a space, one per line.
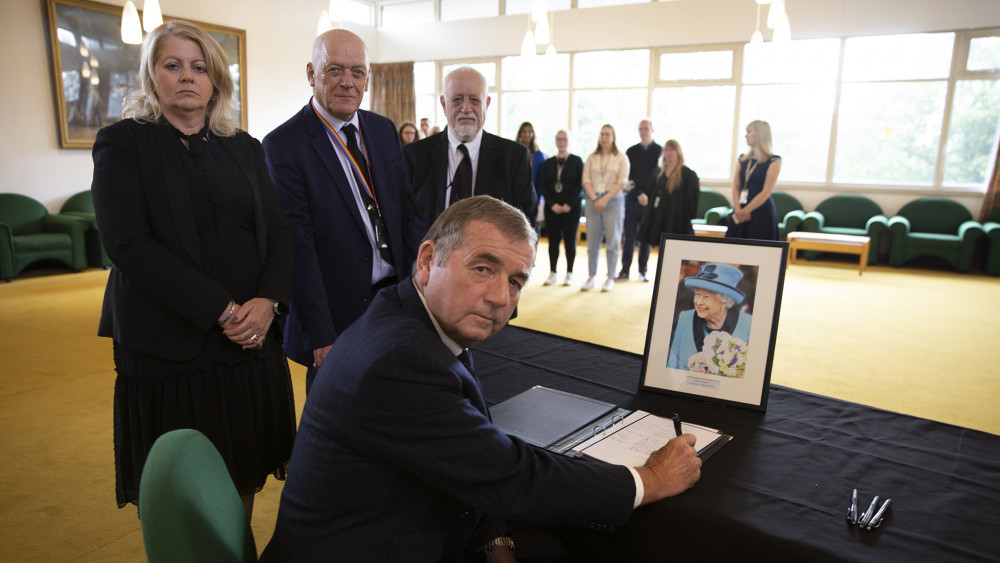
482, 535, 515, 556
272, 300, 288, 316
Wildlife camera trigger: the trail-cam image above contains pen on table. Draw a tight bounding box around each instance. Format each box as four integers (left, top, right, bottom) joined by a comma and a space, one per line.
672, 413, 683, 437
847, 488, 858, 525
866, 498, 892, 531
859, 495, 880, 528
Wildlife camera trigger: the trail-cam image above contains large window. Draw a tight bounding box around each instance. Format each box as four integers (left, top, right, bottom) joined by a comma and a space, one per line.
411, 28, 1000, 193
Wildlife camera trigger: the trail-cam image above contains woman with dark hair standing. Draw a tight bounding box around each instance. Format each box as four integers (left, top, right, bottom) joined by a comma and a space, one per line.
637, 139, 700, 247
516, 121, 547, 194
726, 120, 781, 241
91, 20, 295, 519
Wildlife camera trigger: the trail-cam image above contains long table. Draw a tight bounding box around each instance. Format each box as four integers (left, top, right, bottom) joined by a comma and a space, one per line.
473, 326, 1000, 562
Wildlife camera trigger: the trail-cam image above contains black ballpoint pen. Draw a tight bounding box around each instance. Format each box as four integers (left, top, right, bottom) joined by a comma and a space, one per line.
672, 413, 683, 437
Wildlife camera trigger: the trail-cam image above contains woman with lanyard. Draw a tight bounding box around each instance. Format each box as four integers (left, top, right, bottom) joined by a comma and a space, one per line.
726, 120, 782, 241
538, 130, 584, 286
581, 124, 630, 292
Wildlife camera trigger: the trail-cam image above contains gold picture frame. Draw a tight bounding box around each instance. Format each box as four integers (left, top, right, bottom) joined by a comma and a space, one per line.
45, 0, 248, 149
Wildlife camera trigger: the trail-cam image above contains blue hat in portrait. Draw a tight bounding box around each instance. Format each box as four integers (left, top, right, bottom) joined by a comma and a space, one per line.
683, 263, 745, 304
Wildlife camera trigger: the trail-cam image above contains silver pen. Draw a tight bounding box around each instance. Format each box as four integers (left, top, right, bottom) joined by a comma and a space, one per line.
866, 498, 892, 531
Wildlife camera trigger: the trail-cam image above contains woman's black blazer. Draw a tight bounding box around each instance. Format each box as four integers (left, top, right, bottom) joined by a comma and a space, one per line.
91, 119, 291, 361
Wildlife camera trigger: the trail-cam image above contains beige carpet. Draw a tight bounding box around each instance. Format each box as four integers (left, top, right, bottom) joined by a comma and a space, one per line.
0, 245, 997, 561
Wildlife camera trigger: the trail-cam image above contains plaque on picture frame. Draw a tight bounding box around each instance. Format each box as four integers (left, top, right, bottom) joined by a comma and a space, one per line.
639, 234, 788, 412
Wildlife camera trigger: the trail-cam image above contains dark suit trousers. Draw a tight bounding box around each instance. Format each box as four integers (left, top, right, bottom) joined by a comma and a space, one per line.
620, 198, 650, 275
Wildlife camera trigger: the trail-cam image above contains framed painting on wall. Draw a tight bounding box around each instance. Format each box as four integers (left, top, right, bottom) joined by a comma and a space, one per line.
45, 0, 247, 148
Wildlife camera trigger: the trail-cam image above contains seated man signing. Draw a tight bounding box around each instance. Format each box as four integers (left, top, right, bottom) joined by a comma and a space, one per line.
260, 196, 701, 563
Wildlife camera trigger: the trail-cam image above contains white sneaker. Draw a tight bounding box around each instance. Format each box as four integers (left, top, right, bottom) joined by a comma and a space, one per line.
543, 272, 558, 286
563, 272, 574, 286
581, 276, 595, 291
601, 277, 615, 292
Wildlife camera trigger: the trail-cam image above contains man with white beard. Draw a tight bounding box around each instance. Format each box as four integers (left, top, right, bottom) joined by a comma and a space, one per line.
404, 66, 537, 231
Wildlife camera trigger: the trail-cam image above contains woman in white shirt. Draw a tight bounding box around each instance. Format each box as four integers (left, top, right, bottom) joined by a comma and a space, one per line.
581, 124, 630, 292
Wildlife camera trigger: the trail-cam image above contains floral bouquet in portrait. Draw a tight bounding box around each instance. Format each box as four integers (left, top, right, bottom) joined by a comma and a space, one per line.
687, 331, 748, 379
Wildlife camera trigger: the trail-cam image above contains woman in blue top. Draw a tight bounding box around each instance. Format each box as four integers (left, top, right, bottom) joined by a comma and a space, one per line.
726, 120, 781, 241
667, 263, 752, 371
517, 121, 547, 229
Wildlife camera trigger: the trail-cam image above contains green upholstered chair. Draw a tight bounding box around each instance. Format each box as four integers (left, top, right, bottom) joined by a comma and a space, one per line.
800, 194, 888, 265
0, 193, 88, 281
772, 191, 805, 240
888, 197, 983, 273
693, 189, 730, 226
60, 190, 111, 268
139, 429, 257, 563
983, 209, 1000, 276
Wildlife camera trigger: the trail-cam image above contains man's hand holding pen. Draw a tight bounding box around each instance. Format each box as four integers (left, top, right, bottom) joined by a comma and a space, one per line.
635, 433, 702, 504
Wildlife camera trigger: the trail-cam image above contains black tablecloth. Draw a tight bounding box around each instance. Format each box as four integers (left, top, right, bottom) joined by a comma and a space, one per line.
474, 326, 1000, 562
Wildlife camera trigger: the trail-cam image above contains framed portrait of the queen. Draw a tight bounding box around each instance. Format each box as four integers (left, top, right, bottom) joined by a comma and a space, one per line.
639, 234, 788, 411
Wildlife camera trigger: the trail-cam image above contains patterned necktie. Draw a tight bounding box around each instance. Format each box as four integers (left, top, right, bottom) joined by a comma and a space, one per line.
341, 124, 393, 266
450, 143, 473, 205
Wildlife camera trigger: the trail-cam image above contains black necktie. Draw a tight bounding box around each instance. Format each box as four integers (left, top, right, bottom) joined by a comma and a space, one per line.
457, 349, 475, 375
450, 143, 473, 205
341, 124, 393, 266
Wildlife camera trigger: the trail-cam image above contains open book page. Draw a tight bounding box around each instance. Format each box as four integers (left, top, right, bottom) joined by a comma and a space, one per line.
575, 411, 725, 467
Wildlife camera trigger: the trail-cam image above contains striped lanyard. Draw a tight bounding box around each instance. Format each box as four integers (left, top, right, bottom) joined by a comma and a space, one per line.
312, 106, 379, 206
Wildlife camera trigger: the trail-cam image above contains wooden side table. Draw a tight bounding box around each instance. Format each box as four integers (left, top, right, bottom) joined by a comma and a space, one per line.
786, 232, 871, 276
693, 224, 727, 238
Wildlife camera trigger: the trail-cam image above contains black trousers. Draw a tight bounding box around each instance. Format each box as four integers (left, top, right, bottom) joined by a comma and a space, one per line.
620, 198, 650, 275
544, 209, 580, 273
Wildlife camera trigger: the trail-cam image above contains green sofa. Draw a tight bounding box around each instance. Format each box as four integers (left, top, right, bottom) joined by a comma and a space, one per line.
773, 191, 805, 240
888, 197, 983, 273
694, 189, 730, 226
704, 191, 804, 239
800, 195, 888, 265
60, 190, 111, 268
0, 193, 88, 281
983, 209, 1000, 276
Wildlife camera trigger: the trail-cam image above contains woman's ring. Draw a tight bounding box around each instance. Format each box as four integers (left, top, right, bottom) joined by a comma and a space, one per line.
251, 334, 259, 343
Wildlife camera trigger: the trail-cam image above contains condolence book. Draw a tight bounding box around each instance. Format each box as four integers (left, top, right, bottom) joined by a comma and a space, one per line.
490, 386, 731, 464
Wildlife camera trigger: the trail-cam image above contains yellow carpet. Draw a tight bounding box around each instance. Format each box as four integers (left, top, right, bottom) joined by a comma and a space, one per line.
0, 245, 997, 561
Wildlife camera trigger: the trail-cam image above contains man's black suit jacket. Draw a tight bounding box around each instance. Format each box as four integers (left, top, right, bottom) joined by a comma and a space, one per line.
403, 128, 537, 228
261, 280, 635, 562
263, 104, 423, 367
91, 119, 292, 361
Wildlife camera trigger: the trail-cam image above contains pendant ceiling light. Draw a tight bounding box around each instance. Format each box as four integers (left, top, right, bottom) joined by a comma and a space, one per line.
142, 0, 162, 32
521, 29, 536, 57
121, 1, 142, 45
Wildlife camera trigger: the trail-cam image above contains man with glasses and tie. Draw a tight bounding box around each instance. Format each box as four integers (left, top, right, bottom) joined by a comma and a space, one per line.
263, 29, 424, 392
404, 66, 537, 233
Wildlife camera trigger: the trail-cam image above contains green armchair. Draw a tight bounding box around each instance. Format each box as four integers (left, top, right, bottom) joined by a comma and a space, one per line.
888, 197, 983, 273
800, 195, 888, 265
773, 191, 805, 240
0, 193, 88, 281
983, 209, 1000, 276
694, 189, 730, 226
60, 190, 111, 268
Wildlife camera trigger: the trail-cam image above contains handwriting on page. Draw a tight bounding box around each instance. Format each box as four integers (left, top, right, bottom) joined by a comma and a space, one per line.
583, 415, 677, 467
580, 413, 722, 467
